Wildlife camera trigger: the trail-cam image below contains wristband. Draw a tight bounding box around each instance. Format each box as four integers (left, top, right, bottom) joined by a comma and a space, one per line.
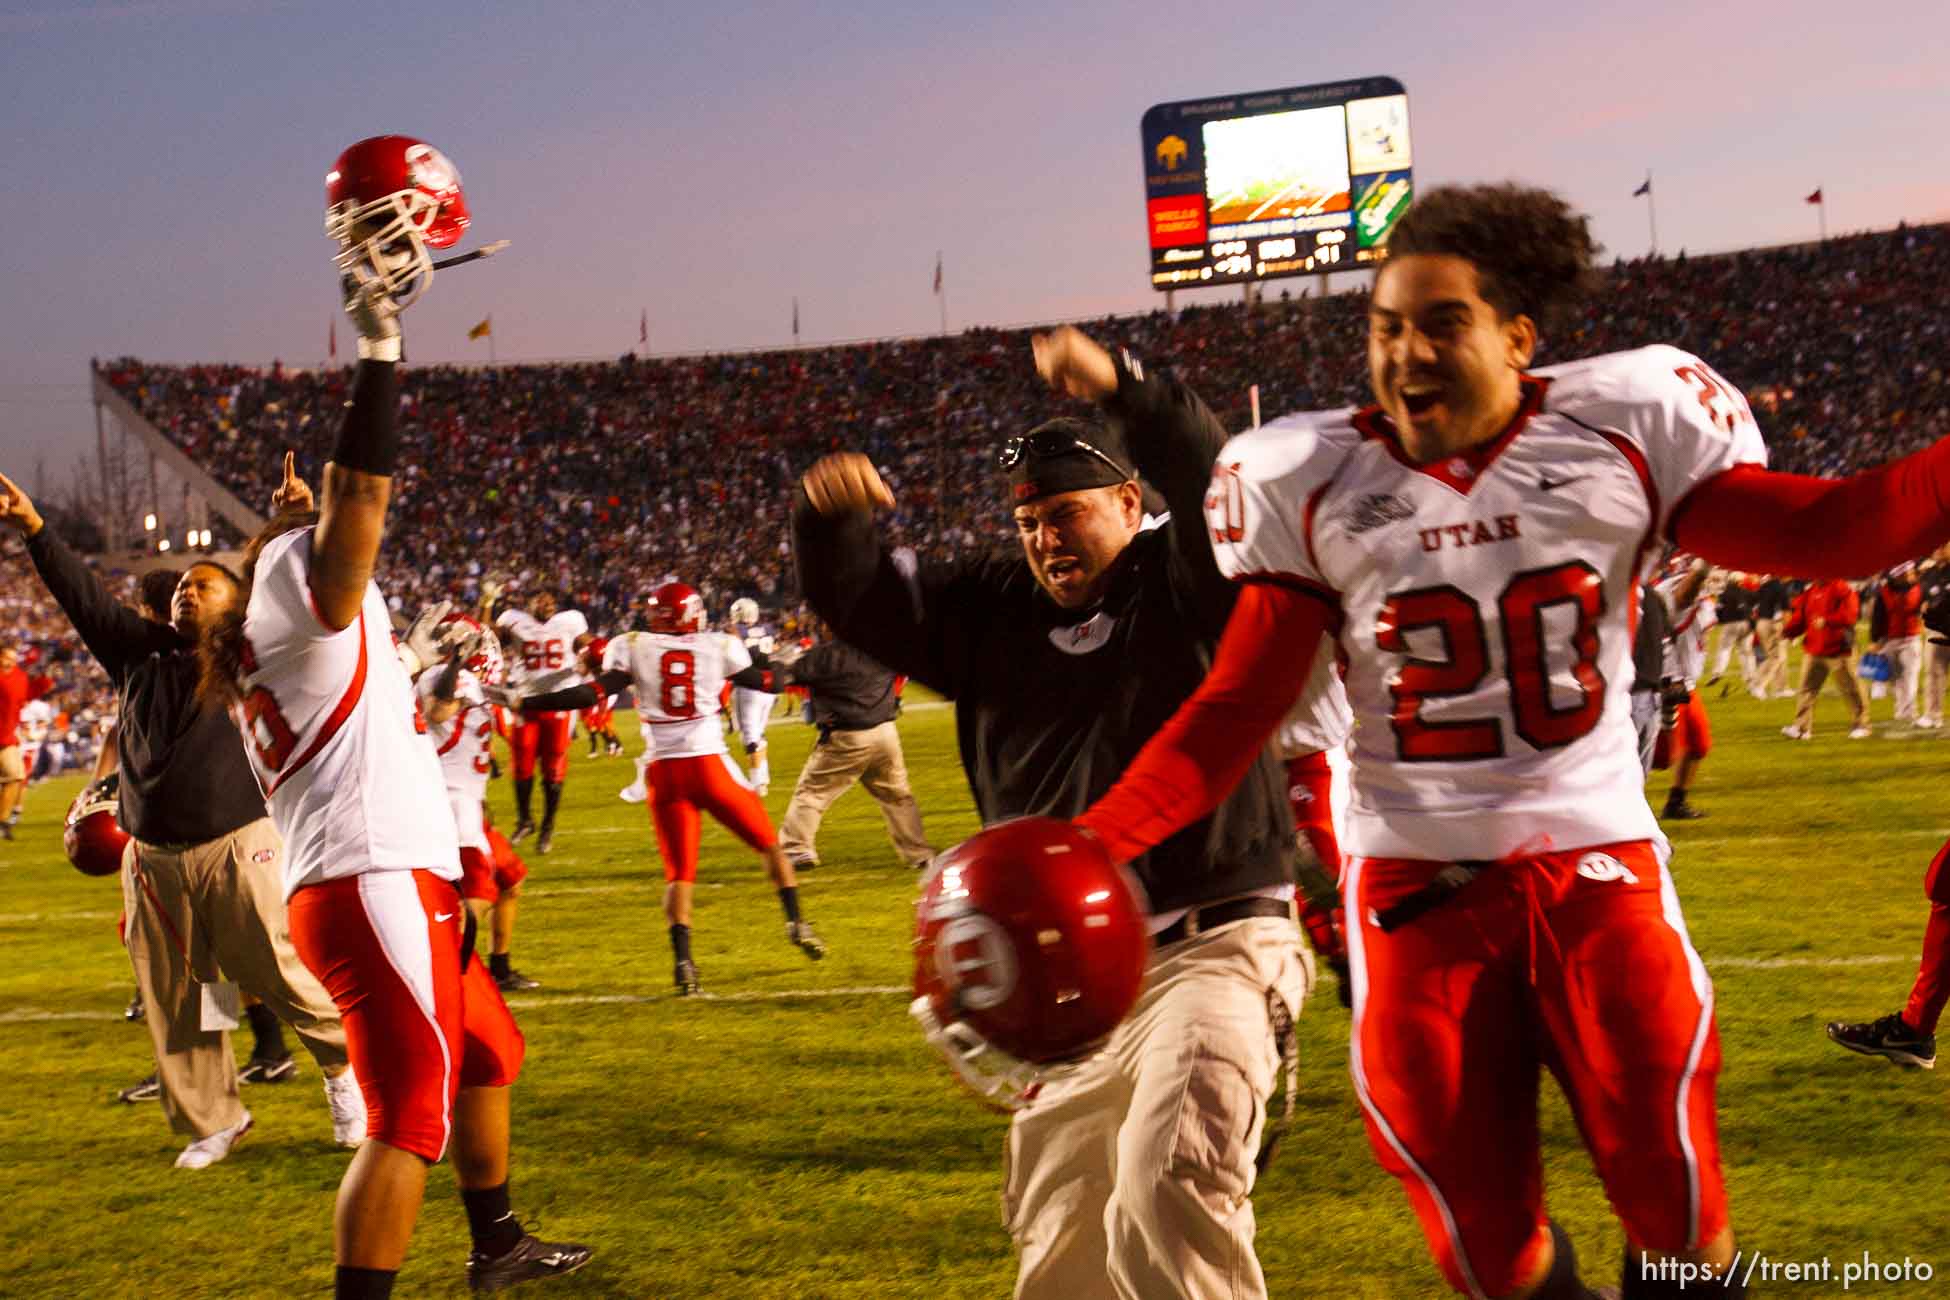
330, 359, 400, 477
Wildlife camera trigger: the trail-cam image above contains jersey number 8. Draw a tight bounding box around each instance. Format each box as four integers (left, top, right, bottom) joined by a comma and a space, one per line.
659, 649, 697, 717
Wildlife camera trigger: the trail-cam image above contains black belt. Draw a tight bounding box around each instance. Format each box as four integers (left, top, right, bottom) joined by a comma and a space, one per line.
1153, 896, 1292, 946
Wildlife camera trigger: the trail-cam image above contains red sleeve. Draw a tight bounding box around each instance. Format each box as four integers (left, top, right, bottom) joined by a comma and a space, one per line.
1077, 581, 1332, 865
1672, 437, 1950, 577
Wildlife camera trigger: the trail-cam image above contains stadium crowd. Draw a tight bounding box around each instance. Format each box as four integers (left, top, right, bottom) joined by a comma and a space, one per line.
0, 542, 118, 777
73, 220, 1950, 630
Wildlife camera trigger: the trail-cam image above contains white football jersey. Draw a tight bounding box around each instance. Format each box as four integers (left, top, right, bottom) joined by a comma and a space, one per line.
1658, 575, 1718, 691
18, 698, 52, 745
1212, 345, 1766, 861
1272, 638, 1354, 760
239, 529, 460, 897
603, 629, 750, 760
416, 667, 492, 804
497, 607, 589, 695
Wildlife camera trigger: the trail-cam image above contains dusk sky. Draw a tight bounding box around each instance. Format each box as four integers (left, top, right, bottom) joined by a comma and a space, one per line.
2, 0, 1945, 491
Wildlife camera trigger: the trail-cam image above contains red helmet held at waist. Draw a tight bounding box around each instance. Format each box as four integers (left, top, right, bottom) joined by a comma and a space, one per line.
911, 817, 1150, 1108
648, 581, 704, 634
64, 773, 131, 879
325, 135, 470, 312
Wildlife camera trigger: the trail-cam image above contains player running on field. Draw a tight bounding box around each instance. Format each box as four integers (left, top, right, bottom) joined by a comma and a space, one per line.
408, 613, 542, 995
197, 136, 589, 1299
1071, 183, 1950, 1299
495, 589, 590, 852
502, 581, 821, 996
725, 597, 778, 794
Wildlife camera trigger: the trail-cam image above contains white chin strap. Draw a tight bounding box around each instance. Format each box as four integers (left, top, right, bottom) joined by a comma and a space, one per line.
910, 996, 1043, 1112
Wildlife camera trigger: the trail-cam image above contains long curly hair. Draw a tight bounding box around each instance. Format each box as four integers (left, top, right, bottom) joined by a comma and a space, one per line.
195, 508, 319, 711
1387, 183, 1601, 335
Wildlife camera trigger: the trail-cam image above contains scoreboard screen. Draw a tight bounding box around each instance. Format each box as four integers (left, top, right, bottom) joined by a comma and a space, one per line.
1142, 76, 1412, 291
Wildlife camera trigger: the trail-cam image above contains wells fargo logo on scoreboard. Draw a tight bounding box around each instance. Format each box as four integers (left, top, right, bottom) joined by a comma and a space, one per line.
1154, 134, 1189, 170
1147, 196, 1205, 249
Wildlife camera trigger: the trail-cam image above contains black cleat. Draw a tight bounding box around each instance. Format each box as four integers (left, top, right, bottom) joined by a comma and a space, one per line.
118, 1072, 160, 1103
786, 921, 827, 961
237, 1055, 297, 1085
536, 820, 555, 855
466, 1231, 593, 1293
124, 993, 145, 1022
510, 819, 536, 844
1827, 1012, 1937, 1069
674, 959, 701, 996
495, 967, 542, 993
1661, 797, 1706, 821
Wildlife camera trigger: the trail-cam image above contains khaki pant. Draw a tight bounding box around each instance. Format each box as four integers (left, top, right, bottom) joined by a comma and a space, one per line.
1884, 635, 1923, 721
1751, 617, 1789, 696
0, 743, 23, 783
121, 818, 349, 1139
1004, 915, 1312, 1300
1705, 618, 1751, 682
778, 721, 933, 867
1793, 653, 1870, 735
1924, 643, 1950, 724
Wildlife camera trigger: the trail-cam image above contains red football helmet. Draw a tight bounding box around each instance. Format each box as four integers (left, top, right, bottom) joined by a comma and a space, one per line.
325, 135, 470, 311
648, 582, 704, 634
911, 817, 1150, 1109
64, 774, 131, 878
436, 610, 503, 686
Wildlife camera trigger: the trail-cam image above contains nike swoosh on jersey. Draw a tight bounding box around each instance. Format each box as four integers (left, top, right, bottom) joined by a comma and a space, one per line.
434, 911, 455, 923
1537, 475, 1587, 492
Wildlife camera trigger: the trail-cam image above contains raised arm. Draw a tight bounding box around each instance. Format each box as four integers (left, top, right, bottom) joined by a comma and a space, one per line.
2, 470, 174, 679
1671, 440, 1950, 578
309, 284, 407, 630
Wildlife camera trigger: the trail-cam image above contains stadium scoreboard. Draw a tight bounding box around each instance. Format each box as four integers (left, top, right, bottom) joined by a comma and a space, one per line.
1142, 76, 1412, 291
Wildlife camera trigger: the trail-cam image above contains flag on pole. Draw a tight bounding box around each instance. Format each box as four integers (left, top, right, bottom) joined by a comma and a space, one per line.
1632, 176, 1652, 197
328, 317, 337, 361
933, 252, 943, 296
467, 317, 492, 340
792, 297, 800, 341
639, 309, 648, 345
1805, 188, 1823, 205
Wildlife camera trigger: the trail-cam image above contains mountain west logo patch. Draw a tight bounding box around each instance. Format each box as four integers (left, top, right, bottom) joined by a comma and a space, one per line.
1342, 493, 1415, 536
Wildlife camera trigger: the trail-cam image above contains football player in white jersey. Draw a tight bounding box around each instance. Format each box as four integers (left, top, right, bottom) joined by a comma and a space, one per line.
195, 159, 588, 1299
1272, 641, 1354, 1004
494, 590, 590, 851
725, 596, 778, 793
1061, 184, 1950, 1299
412, 619, 539, 994
503, 580, 821, 995
1655, 559, 1717, 821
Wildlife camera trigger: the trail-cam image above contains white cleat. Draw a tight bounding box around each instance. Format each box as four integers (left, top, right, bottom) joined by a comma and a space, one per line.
176, 1111, 252, 1169
619, 784, 646, 804
1849, 726, 1874, 740
325, 1070, 366, 1148
1915, 717, 1942, 730
1781, 725, 1811, 740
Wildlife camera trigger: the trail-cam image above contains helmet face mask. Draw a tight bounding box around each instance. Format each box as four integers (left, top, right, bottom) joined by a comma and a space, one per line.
325, 136, 469, 313
729, 597, 760, 626
64, 774, 130, 878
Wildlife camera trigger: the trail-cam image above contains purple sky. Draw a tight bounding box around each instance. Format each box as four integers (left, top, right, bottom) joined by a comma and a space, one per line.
2, 0, 1945, 492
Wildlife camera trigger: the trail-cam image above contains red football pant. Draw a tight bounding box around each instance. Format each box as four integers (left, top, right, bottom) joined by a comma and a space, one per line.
648, 753, 777, 884
1346, 841, 1725, 1298
1905, 837, 1950, 1035
1284, 750, 1345, 961
1671, 690, 1711, 761
510, 711, 573, 783
458, 830, 531, 904
581, 700, 613, 732
287, 869, 526, 1163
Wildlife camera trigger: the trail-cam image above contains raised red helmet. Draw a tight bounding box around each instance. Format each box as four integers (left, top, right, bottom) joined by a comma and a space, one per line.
437, 610, 503, 686
911, 817, 1150, 1108
325, 135, 470, 311
648, 581, 704, 634
64, 773, 131, 878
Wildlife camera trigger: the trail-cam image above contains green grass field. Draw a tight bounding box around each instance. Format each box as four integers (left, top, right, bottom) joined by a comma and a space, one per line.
5, 654, 1950, 1298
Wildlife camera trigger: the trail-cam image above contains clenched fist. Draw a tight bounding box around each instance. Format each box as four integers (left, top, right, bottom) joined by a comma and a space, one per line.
1032, 325, 1118, 402
802, 453, 895, 516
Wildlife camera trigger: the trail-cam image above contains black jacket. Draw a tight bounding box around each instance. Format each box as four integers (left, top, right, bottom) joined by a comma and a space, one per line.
27, 528, 265, 844
792, 361, 1291, 915
787, 641, 902, 732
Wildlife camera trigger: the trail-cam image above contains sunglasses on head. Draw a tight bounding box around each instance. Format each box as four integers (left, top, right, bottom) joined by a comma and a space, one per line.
997, 429, 1132, 479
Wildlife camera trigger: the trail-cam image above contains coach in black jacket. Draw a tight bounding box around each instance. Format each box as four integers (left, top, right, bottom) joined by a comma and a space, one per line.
792, 327, 1307, 1300
0, 471, 355, 1166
